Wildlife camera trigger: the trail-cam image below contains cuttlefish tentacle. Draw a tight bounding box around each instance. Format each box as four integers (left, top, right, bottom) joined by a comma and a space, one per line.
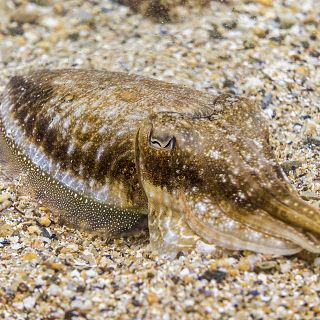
230, 133, 320, 237
184, 198, 302, 255
209, 129, 320, 252
217, 202, 320, 253
144, 183, 302, 255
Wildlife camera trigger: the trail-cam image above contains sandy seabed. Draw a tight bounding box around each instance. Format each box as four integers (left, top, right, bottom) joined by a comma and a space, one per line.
0, 0, 320, 319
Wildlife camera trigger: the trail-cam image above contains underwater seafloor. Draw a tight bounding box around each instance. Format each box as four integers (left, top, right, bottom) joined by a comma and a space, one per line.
0, 0, 320, 319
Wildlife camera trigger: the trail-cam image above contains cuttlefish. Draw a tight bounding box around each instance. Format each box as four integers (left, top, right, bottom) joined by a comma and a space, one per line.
0, 69, 319, 256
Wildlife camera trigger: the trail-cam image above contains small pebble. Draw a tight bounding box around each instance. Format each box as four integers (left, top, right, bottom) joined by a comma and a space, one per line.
180, 268, 190, 276
27, 225, 41, 235
0, 221, 14, 237
60, 244, 79, 253
147, 292, 158, 304
303, 119, 319, 138
304, 136, 320, 146
48, 284, 61, 296
254, 261, 277, 273
0, 238, 11, 246
238, 259, 251, 272
256, 0, 273, 6
261, 93, 273, 109
279, 14, 297, 29
22, 252, 38, 261
10, 7, 40, 24
254, 27, 268, 38
222, 20, 237, 30
300, 191, 320, 201
11, 243, 23, 250
46, 262, 64, 271
23, 296, 36, 309
38, 216, 51, 227
40, 17, 60, 28
281, 160, 302, 174
199, 269, 227, 283
74, 9, 93, 23
0, 194, 12, 211
280, 261, 292, 273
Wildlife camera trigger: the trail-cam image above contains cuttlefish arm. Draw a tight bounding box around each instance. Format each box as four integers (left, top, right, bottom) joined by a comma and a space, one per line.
144, 181, 302, 256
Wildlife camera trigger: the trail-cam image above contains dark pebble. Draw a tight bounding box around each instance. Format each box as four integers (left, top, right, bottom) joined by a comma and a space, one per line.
270, 35, 284, 43
171, 275, 180, 284
134, 281, 144, 288
310, 50, 320, 58
249, 290, 260, 297
76, 285, 86, 293
199, 269, 227, 283
223, 79, 236, 88
310, 34, 317, 40
0, 238, 11, 246
243, 39, 256, 49
64, 310, 79, 320
159, 26, 168, 35
17, 282, 29, 293
185, 306, 195, 313
132, 298, 142, 307
8, 25, 24, 36
261, 93, 273, 109
304, 137, 320, 146
209, 24, 223, 39
68, 32, 80, 41
176, 251, 185, 259
36, 221, 56, 239
222, 20, 237, 30
281, 160, 302, 175
101, 7, 114, 13
223, 79, 237, 94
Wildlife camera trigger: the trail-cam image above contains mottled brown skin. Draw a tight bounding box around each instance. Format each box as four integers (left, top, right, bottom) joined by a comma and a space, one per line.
136, 103, 320, 254
0, 69, 320, 256
8, 72, 138, 207
117, 0, 210, 22
3, 70, 214, 209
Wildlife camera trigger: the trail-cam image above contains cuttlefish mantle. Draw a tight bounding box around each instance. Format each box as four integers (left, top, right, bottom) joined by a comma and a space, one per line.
0, 69, 319, 256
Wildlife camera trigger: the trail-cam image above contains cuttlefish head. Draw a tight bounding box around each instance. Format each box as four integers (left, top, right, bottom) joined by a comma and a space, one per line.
135, 95, 320, 256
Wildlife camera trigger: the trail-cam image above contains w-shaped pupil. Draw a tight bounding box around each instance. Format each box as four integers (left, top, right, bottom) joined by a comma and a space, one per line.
150, 136, 174, 149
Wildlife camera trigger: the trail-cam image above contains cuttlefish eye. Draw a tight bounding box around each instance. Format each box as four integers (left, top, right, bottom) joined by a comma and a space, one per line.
148, 129, 175, 150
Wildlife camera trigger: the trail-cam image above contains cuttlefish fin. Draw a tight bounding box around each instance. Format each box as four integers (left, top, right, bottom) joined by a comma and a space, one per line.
0, 122, 24, 182
0, 122, 147, 235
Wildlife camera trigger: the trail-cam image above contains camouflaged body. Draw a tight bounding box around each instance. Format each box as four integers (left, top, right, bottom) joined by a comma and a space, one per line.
0, 69, 319, 255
